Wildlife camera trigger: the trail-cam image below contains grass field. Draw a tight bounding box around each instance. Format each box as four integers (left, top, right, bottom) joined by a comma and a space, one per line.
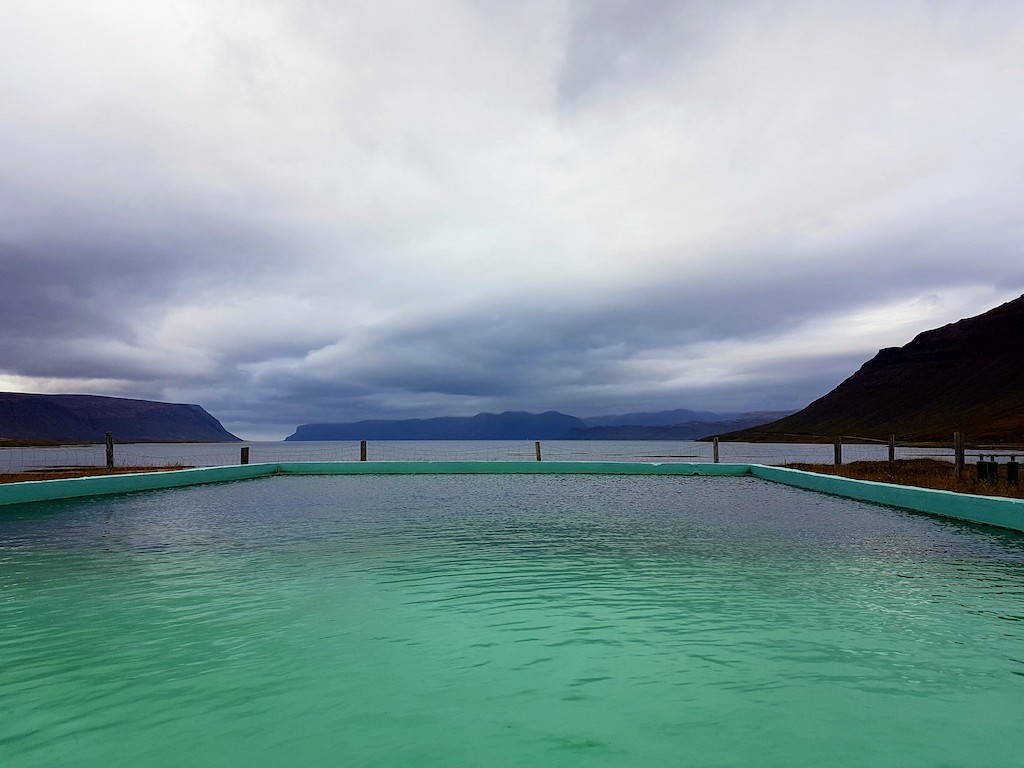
0, 465, 191, 485
786, 458, 1024, 500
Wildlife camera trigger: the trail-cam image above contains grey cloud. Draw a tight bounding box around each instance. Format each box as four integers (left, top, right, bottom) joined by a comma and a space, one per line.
2, 0, 1024, 439
204, 197, 1024, 429
241, 242, 997, 425
557, 0, 762, 107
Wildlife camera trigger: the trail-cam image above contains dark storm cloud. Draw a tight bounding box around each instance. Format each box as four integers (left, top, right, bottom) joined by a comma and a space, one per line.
0, 196, 309, 380
239, 217, 1023, 428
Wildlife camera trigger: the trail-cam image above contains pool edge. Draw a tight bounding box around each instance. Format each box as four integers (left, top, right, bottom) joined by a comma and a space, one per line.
752, 464, 1024, 532
2, 461, 1022, 533
0, 461, 749, 507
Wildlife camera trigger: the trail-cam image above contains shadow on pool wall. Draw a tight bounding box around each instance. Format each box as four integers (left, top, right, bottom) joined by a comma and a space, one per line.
0, 461, 1022, 534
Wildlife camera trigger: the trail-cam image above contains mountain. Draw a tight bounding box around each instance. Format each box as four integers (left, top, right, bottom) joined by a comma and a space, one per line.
568, 412, 795, 440
288, 409, 791, 442
719, 295, 1024, 443
286, 411, 586, 441
581, 408, 726, 427
0, 393, 240, 443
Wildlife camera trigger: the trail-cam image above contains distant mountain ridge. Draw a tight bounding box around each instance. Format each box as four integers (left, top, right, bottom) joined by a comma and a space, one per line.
0, 393, 240, 443
568, 413, 795, 440
287, 411, 586, 441
720, 294, 1024, 443
581, 408, 726, 427
287, 409, 788, 441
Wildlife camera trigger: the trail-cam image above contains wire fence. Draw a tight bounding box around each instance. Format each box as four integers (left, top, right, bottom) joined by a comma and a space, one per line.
2, 436, 1021, 477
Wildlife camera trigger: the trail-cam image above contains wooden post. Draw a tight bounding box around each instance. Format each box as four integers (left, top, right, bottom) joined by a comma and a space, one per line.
833, 437, 842, 471
887, 434, 895, 477
713, 436, 720, 464
105, 432, 114, 470
360, 440, 367, 462
240, 446, 250, 465
954, 432, 964, 481
535, 441, 542, 462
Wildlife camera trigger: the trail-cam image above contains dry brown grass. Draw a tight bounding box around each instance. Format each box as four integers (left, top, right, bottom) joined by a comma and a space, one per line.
0, 465, 192, 485
785, 458, 1024, 500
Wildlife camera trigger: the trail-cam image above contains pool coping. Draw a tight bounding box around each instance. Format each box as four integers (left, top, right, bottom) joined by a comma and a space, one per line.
0, 461, 1021, 533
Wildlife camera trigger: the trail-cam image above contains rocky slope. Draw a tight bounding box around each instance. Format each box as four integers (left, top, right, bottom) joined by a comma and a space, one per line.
0, 393, 240, 443
720, 295, 1024, 443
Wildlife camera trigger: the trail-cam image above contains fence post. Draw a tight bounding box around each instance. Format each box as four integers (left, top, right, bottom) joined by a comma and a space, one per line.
535, 441, 542, 462
833, 437, 842, 471
360, 440, 367, 462
888, 435, 895, 477
954, 432, 964, 481
105, 432, 114, 470
240, 446, 250, 465
713, 436, 720, 464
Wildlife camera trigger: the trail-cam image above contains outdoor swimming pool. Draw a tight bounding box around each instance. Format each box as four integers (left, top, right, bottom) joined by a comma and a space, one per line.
2, 474, 1022, 766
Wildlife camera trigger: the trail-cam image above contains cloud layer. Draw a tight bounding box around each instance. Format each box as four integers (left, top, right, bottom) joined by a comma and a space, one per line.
2, 0, 1023, 438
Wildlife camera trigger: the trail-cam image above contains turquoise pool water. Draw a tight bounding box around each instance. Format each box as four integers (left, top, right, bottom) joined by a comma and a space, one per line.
1, 475, 1022, 767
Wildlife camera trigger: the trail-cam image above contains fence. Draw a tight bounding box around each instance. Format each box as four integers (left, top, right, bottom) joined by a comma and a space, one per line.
2, 433, 1021, 477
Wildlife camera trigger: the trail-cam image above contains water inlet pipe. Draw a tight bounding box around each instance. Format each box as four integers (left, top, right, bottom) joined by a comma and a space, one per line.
977, 456, 990, 482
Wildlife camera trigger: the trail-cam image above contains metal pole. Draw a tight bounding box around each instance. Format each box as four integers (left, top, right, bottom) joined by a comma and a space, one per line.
713, 436, 720, 464
833, 437, 842, 471
105, 432, 114, 470
888, 434, 895, 477
360, 440, 367, 462
954, 432, 964, 481
535, 441, 542, 462
240, 446, 250, 465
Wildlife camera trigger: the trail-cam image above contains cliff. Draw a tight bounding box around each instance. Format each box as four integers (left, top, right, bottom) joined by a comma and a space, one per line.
0, 393, 240, 443
720, 295, 1024, 443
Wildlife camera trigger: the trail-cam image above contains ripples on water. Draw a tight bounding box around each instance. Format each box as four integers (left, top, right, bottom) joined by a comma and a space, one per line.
1, 475, 1023, 767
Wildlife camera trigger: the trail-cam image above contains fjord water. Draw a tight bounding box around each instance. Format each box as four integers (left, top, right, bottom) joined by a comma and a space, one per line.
2, 475, 1022, 767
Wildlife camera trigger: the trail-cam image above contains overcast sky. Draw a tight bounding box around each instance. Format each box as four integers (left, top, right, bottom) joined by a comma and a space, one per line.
2, 1, 1023, 439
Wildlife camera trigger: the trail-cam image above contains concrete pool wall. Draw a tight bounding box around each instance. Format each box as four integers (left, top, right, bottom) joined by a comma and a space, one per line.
751, 465, 1024, 533
1, 461, 1022, 533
